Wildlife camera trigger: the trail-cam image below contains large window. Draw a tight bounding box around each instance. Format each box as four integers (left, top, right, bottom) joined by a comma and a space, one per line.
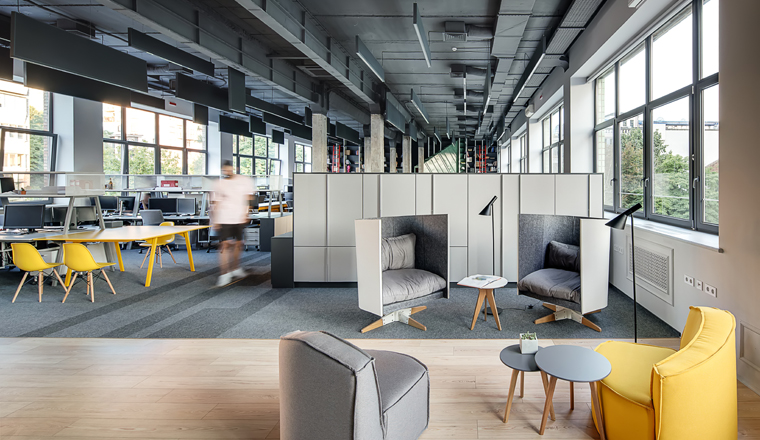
541, 104, 563, 173
517, 133, 528, 173
294, 143, 312, 172
234, 134, 282, 176
594, 1, 719, 233
0, 80, 55, 190
103, 105, 207, 176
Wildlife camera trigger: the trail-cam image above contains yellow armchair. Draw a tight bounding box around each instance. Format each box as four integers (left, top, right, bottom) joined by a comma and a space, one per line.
593, 306, 737, 440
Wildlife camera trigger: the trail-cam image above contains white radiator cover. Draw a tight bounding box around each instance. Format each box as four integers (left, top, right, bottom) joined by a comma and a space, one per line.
627, 236, 674, 305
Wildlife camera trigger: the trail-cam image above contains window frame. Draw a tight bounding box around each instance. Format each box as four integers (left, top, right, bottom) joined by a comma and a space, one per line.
593, 1, 718, 234
294, 142, 312, 173
541, 103, 564, 173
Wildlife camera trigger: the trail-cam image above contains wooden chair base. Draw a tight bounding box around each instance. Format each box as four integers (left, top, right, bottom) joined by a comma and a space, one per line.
361, 306, 427, 333
12, 270, 67, 303
62, 269, 117, 304
534, 303, 602, 332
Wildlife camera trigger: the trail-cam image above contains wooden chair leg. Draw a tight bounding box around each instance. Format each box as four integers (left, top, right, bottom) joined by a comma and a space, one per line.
88, 272, 94, 303
62, 272, 78, 303
165, 246, 177, 264
361, 317, 385, 333
101, 269, 116, 295
38, 272, 43, 302
12, 272, 28, 303
140, 250, 149, 269
407, 317, 427, 331
52, 270, 66, 294
158, 247, 163, 269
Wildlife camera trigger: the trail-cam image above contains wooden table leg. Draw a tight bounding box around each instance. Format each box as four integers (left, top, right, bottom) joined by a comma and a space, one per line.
114, 242, 124, 272
470, 290, 487, 330
590, 382, 606, 440
520, 371, 525, 398
503, 369, 520, 423
539, 375, 558, 435
570, 382, 575, 410
540, 371, 556, 421
144, 238, 158, 287
183, 232, 195, 271
485, 289, 502, 331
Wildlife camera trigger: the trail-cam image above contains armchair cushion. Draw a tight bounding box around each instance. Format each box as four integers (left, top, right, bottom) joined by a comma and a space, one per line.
517, 268, 581, 303
381, 233, 416, 271
545, 240, 581, 272
382, 269, 446, 305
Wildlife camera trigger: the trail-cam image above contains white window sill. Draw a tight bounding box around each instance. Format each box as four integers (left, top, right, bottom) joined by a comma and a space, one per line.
603, 212, 721, 253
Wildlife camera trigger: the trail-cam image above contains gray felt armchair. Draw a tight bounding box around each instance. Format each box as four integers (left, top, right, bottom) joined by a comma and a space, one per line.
279, 331, 430, 440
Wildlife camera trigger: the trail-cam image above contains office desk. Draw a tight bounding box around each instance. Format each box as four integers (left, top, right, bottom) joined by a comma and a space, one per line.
36, 225, 210, 287
0, 230, 67, 268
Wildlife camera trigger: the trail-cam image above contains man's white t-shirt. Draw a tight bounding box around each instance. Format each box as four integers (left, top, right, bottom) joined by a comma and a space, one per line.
212, 175, 254, 225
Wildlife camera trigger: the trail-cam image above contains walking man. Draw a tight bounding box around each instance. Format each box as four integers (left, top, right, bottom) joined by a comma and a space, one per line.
211, 160, 254, 286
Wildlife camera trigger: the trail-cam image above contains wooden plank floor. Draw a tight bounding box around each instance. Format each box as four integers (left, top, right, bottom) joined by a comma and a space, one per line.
0, 337, 757, 439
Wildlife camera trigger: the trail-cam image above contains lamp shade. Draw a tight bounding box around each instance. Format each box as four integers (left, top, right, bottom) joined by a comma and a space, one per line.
479, 196, 498, 216
605, 203, 642, 230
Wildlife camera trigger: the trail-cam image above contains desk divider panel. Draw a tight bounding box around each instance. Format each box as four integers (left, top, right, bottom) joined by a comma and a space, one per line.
380, 174, 416, 217
502, 174, 520, 280
327, 174, 362, 246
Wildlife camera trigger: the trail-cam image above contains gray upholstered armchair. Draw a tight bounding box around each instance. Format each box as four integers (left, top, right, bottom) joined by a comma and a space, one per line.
279, 331, 430, 440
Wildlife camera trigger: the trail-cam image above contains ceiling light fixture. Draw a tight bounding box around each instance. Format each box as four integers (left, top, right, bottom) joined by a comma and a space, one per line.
412, 3, 432, 68
410, 88, 430, 124
355, 35, 385, 82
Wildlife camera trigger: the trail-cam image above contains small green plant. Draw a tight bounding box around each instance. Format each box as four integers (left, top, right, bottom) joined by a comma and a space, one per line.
520, 332, 537, 340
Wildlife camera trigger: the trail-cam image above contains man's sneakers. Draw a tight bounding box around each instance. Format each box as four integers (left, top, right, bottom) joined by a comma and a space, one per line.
216, 267, 248, 287
216, 272, 233, 287
231, 267, 248, 279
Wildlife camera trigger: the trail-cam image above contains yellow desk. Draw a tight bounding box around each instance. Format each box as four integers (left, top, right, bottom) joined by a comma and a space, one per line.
36, 225, 209, 287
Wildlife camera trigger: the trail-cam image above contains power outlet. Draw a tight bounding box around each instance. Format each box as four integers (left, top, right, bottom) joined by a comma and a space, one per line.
684, 275, 694, 287
705, 284, 717, 297
613, 245, 624, 254
695, 279, 703, 290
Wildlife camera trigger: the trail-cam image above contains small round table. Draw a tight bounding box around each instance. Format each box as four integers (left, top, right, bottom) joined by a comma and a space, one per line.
457, 275, 508, 331
499, 345, 555, 424
535, 345, 612, 438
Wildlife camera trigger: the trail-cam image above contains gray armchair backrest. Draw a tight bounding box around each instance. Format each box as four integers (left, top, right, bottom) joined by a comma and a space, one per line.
518, 214, 580, 280
279, 331, 384, 440
140, 209, 164, 226
380, 214, 448, 285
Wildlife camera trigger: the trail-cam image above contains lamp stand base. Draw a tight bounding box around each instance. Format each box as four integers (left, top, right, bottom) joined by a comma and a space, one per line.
485, 306, 502, 316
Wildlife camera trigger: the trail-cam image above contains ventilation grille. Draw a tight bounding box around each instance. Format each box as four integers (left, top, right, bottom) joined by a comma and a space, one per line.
627, 237, 673, 305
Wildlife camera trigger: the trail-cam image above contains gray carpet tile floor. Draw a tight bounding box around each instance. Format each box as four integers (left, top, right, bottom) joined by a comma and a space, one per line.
0, 247, 680, 339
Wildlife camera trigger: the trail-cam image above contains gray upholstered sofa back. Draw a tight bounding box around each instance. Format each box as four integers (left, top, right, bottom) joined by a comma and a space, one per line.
380, 214, 448, 283
279, 331, 385, 440
518, 214, 581, 280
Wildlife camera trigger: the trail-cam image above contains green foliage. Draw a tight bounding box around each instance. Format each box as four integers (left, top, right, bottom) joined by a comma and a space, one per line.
160, 149, 182, 175
520, 332, 537, 340
129, 146, 155, 175
103, 143, 123, 174
28, 107, 45, 188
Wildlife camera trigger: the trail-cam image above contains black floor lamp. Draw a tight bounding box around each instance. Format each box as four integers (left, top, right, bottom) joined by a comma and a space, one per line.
605, 202, 643, 343
479, 195, 499, 315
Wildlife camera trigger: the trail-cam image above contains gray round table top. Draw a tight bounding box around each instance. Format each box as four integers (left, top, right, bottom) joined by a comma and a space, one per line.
534, 345, 612, 383
499, 344, 544, 372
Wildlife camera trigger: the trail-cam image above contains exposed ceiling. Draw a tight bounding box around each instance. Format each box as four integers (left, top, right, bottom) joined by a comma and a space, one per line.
0, 0, 605, 142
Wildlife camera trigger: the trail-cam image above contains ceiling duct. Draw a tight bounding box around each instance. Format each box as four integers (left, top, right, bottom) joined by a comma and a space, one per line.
466, 25, 494, 41
443, 22, 467, 42
454, 88, 484, 98
450, 65, 487, 78
55, 18, 96, 39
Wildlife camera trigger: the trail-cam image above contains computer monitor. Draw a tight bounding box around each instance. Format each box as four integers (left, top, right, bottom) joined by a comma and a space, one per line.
0, 177, 14, 193
97, 196, 118, 211
176, 198, 196, 215
148, 197, 178, 214
118, 196, 135, 212
3, 204, 45, 232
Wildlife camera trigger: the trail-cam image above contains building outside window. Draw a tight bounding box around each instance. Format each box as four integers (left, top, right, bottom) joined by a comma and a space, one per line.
103, 105, 207, 178
593, 0, 718, 233
234, 134, 282, 175
294, 143, 312, 172
0, 79, 54, 190
541, 104, 563, 173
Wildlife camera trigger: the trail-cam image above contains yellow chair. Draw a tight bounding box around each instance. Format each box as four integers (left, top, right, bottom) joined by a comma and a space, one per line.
62, 243, 116, 303
10, 243, 67, 303
593, 306, 737, 440
139, 221, 177, 269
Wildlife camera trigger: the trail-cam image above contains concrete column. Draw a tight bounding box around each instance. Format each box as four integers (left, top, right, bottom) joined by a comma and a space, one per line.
402, 135, 412, 173
311, 112, 328, 173
417, 145, 425, 173
388, 146, 397, 173
367, 113, 385, 172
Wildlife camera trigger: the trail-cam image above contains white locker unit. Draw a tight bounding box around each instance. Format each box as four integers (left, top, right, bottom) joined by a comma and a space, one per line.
501, 174, 520, 280
293, 173, 327, 247
294, 247, 327, 282
327, 174, 363, 246
363, 174, 379, 218
380, 174, 416, 217
432, 174, 468, 247
450, 246, 468, 282
328, 247, 358, 282
468, 174, 502, 276
415, 174, 433, 215
520, 174, 555, 215
555, 174, 589, 217
588, 174, 604, 218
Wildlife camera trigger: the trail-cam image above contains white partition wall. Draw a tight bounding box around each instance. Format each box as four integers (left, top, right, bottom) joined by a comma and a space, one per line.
293, 173, 603, 283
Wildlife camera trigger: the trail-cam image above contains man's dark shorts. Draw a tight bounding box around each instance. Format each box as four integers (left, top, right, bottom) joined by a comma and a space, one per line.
217, 223, 247, 242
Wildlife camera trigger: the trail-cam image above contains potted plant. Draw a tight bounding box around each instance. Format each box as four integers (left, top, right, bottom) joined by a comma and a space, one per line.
519, 332, 538, 354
